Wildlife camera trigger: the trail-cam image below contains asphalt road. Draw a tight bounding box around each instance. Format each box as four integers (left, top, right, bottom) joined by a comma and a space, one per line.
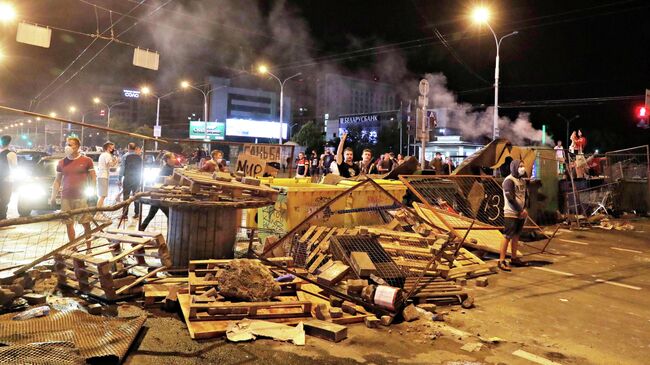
121, 218, 650, 365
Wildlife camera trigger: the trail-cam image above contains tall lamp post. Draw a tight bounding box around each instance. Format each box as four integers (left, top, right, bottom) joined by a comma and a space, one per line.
138, 88, 177, 151
65, 106, 76, 146
471, 7, 518, 140
93, 98, 125, 142
257, 65, 302, 145
180, 81, 226, 143
557, 113, 580, 147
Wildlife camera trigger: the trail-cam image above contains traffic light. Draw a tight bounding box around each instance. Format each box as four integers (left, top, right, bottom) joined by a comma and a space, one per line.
99, 109, 106, 117
636, 105, 649, 129
638, 106, 647, 118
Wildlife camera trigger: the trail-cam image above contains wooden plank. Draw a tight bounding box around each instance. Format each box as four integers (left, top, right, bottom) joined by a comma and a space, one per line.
349, 252, 377, 278
303, 320, 347, 342
93, 232, 151, 245
115, 266, 166, 295
316, 262, 350, 286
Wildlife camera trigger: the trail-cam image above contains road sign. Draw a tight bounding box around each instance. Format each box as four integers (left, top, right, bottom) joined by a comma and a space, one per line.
153, 125, 161, 138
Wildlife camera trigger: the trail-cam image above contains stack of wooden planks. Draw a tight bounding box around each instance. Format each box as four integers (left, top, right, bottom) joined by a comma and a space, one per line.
54, 229, 171, 301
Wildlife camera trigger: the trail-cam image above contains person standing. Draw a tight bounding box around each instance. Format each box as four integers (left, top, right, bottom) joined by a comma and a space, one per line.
140, 152, 176, 230
377, 153, 394, 174
120, 142, 143, 219
357, 149, 378, 175
50, 137, 96, 245
310, 151, 320, 178
335, 133, 360, 178
0, 135, 17, 221
499, 159, 528, 271
554, 140, 565, 174
295, 152, 309, 178
201, 150, 227, 173
432, 152, 443, 174
321, 149, 334, 175
96, 141, 118, 212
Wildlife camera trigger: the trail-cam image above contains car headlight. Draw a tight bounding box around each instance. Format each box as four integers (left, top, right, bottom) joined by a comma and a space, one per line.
84, 186, 95, 197
144, 168, 160, 182
11, 167, 28, 180
18, 184, 46, 200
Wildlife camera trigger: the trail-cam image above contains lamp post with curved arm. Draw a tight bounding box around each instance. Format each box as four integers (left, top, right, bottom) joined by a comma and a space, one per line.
257, 65, 302, 145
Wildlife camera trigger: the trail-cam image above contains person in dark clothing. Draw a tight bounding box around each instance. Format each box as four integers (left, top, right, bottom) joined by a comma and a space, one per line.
432, 152, 443, 174
499, 159, 528, 271
0, 135, 17, 221
140, 152, 176, 230
377, 153, 394, 173
120, 143, 143, 218
321, 150, 334, 175
310, 151, 320, 178
295, 152, 309, 177
357, 149, 379, 175
335, 133, 360, 178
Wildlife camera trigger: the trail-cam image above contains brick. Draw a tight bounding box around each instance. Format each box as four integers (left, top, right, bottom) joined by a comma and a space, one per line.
341, 301, 357, 315
203, 287, 218, 298
455, 278, 467, 286
314, 303, 328, 320
346, 279, 368, 295
364, 316, 381, 328
328, 307, 343, 318
349, 252, 377, 277
380, 315, 393, 326
23, 293, 47, 305
476, 277, 489, 287
304, 320, 348, 342
87, 303, 102, 315
417, 303, 437, 313
38, 269, 53, 279
329, 296, 343, 307
402, 304, 420, 322
317, 262, 350, 286
361, 285, 376, 302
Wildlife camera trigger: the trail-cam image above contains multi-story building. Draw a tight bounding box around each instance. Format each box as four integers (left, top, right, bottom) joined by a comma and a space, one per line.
316, 73, 398, 141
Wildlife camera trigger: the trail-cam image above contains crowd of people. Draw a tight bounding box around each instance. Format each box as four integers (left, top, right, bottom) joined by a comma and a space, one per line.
293, 133, 455, 179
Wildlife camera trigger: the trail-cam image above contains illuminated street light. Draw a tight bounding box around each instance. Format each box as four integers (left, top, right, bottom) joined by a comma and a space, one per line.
256, 64, 301, 144
68, 106, 76, 113
140, 86, 151, 95
179, 80, 227, 143
180, 80, 190, 89
0, 2, 16, 23
471, 7, 490, 24
470, 6, 518, 140
93, 97, 101, 104
27, 119, 32, 123
49, 112, 57, 118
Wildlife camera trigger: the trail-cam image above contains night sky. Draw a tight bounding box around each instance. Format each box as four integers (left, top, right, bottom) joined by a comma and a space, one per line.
1, 0, 648, 151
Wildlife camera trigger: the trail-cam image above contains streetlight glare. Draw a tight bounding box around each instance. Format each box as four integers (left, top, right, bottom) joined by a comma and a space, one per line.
93, 97, 101, 104
49, 112, 57, 117
258, 65, 269, 74
141, 86, 151, 95
68, 106, 76, 113
0, 3, 16, 23
472, 7, 490, 23
180, 80, 190, 89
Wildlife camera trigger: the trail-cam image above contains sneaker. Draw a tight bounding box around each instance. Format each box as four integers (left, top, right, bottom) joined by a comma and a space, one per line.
498, 260, 511, 272
510, 257, 526, 267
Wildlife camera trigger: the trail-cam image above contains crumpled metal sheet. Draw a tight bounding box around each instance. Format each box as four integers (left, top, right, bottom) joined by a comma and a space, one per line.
0, 309, 146, 361
0, 341, 84, 365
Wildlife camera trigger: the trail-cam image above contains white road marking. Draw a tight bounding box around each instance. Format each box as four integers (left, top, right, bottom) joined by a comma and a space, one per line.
594, 279, 642, 291
532, 267, 575, 277
558, 228, 573, 233
610, 247, 643, 254
512, 349, 563, 365
559, 238, 589, 245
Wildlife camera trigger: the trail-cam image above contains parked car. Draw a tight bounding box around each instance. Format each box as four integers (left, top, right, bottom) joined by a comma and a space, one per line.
16, 156, 98, 217
11, 150, 51, 181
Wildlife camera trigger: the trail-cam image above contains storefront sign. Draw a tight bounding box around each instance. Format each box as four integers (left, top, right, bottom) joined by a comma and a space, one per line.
189, 121, 225, 140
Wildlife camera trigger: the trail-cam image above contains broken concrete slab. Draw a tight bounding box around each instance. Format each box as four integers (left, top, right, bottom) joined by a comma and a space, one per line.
402, 304, 420, 322
460, 342, 483, 352
215, 259, 281, 302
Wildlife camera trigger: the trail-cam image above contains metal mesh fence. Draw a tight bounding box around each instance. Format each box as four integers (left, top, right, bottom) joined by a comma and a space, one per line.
605, 146, 649, 181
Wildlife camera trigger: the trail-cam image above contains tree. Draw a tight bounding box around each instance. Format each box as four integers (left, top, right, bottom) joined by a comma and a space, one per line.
292, 120, 324, 153
106, 118, 154, 149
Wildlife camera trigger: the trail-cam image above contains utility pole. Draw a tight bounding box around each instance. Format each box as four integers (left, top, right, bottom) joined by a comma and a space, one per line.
417, 79, 430, 170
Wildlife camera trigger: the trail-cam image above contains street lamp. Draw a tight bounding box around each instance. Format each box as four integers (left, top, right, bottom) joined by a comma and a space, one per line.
256, 65, 301, 145
93, 97, 125, 142
139, 87, 177, 150
471, 7, 518, 140
557, 114, 580, 148
0, 2, 16, 23
180, 80, 225, 143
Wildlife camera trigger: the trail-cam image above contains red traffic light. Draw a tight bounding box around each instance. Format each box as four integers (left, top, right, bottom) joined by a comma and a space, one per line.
639, 106, 647, 118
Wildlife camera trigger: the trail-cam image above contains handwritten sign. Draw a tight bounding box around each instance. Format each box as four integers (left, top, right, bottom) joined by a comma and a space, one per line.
236, 152, 267, 177
244, 144, 281, 162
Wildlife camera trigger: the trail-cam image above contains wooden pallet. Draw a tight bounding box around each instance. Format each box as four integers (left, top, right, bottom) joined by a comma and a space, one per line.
54, 229, 169, 301
189, 296, 312, 321
170, 170, 278, 200
404, 277, 469, 305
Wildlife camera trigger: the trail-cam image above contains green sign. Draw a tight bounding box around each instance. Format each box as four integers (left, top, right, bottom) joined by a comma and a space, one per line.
189, 121, 225, 140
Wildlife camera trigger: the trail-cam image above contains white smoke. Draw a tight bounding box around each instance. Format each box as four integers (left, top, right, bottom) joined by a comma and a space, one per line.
424, 73, 553, 146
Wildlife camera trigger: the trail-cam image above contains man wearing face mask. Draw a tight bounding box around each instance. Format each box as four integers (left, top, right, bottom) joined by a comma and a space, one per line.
51, 137, 96, 245
499, 159, 528, 271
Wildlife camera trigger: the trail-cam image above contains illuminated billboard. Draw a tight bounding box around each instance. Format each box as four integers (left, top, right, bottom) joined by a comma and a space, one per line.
226, 118, 287, 139
189, 121, 225, 140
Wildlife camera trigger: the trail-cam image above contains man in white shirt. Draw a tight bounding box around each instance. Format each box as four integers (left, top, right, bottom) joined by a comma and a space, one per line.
0, 135, 17, 221
96, 141, 118, 210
